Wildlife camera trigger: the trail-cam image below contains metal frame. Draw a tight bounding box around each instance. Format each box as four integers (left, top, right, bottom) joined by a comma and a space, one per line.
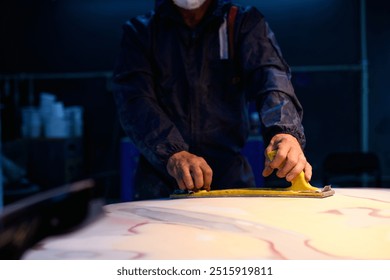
360, 0, 369, 152
0, 116, 2, 208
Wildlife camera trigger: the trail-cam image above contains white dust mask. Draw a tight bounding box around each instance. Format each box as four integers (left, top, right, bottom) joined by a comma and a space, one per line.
172, 0, 207, 10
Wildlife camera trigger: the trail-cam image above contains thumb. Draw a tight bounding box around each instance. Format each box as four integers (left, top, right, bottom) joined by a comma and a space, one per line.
262, 160, 274, 177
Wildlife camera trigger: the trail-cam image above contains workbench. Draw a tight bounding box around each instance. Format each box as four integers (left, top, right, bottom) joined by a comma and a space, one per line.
23, 188, 390, 260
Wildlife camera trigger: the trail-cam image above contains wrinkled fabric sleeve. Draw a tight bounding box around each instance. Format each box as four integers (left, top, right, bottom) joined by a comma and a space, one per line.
239, 7, 306, 148
112, 18, 189, 175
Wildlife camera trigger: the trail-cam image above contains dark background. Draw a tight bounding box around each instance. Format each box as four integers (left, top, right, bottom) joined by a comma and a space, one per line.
1, 0, 389, 204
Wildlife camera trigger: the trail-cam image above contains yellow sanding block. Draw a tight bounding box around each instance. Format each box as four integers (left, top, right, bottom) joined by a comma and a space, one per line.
169, 185, 334, 199
170, 151, 335, 199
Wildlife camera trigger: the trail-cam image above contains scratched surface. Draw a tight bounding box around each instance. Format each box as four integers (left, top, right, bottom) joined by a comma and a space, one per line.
23, 188, 390, 260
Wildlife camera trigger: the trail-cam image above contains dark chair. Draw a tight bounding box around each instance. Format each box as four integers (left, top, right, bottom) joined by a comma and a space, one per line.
322, 152, 381, 188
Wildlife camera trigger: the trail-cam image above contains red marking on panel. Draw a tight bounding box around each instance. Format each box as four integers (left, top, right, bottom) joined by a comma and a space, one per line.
356, 207, 390, 219
259, 239, 287, 260
341, 195, 390, 204
322, 209, 343, 215
304, 239, 352, 259
128, 222, 149, 234
129, 251, 146, 260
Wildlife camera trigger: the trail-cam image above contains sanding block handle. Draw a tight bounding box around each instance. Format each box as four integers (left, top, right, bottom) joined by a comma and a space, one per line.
267, 150, 319, 192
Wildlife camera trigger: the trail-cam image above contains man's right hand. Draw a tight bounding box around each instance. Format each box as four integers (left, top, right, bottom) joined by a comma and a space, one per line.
166, 151, 213, 192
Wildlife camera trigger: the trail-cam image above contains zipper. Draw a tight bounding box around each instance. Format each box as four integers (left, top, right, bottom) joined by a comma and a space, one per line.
187, 29, 200, 152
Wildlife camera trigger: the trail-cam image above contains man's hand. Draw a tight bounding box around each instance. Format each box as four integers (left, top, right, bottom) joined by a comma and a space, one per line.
262, 134, 312, 182
167, 151, 213, 191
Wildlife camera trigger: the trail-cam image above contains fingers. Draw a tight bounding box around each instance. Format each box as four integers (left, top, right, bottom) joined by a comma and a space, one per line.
262, 133, 312, 182
283, 159, 312, 182
304, 162, 312, 181
167, 151, 213, 192
278, 152, 305, 181
262, 157, 274, 177
202, 166, 212, 191
177, 168, 193, 191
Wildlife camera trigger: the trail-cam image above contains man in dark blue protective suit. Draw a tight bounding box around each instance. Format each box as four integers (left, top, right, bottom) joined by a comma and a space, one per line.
113, 0, 312, 200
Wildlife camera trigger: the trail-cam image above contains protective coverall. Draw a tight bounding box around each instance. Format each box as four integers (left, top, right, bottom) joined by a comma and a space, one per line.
113, 0, 306, 200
